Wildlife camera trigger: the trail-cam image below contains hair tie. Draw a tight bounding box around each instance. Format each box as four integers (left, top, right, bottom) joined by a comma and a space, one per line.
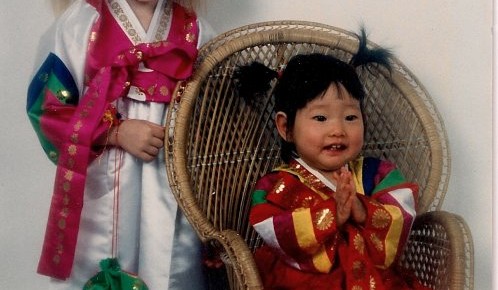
277, 70, 284, 79
277, 64, 286, 79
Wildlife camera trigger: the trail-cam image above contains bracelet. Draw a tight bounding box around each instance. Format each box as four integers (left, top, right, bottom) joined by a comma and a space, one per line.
115, 120, 124, 147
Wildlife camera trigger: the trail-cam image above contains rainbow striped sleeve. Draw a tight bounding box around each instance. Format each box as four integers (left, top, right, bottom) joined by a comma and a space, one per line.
355, 158, 418, 268
27, 53, 79, 164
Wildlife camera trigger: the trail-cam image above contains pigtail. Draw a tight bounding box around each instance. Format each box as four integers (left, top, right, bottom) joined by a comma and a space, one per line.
233, 62, 279, 105
350, 28, 393, 72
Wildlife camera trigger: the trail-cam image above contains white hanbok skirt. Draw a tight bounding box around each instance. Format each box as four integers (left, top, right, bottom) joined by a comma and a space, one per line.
49, 99, 206, 290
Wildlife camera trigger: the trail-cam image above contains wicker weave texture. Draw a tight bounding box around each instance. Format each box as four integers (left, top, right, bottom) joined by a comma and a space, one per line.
399, 211, 474, 290
165, 21, 473, 290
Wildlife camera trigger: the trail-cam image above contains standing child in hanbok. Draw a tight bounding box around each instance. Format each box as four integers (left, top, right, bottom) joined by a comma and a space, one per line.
27, 0, 213, 289
235, 31, 430, 290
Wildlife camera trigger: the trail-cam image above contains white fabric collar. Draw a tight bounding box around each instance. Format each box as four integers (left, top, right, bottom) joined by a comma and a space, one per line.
294, 158, 338, 191
106, 0, 171, 44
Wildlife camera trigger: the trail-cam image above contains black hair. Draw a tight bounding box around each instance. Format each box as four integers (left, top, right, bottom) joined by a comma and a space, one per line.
234, 28, 392, 163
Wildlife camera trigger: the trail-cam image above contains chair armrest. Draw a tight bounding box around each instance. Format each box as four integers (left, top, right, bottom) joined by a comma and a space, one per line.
399, 211, 474, 290
205, 229, 263, 290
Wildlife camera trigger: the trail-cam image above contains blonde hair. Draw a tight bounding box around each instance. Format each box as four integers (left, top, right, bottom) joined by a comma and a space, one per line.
51, 0, 199, 15
50, 0, 73, 15
174, 0, 199, 11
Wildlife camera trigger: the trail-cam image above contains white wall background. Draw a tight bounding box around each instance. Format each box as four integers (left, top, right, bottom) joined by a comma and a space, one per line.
0, 0, 493, 289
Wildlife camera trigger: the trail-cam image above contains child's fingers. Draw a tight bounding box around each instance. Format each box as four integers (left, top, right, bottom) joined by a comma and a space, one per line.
149, 123, 166, 138
332, 170, 341, 183
150, 137, 164, 148
345, 192, 355, 207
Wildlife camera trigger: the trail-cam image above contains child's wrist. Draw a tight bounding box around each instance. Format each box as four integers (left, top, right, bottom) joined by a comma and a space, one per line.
113, 120, 125, 147
353, 196, 367, 225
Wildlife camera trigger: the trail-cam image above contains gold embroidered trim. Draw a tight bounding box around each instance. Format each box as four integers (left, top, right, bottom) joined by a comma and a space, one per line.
279, 161, 331, 200
64, 170, 74, 181
185, 32, 196, 43
107, 0, 140, 43
159, 85, 169, 96
90, 31, 98, 42
270, 179, 285, 194
51, 71, 103, 266
300, 195, 316, 208
353, 233, 365, 254
369, 275, 376, 290
107, 0, 172, 44
372, 208, 390, 229
370, 233, 384, 252
314, 208, 334, 231
352, 260, 366, 280
154, 2, 172, 42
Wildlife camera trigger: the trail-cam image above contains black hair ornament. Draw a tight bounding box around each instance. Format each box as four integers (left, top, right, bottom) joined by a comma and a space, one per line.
233, 61, 279, 104
349, 27, 393, 72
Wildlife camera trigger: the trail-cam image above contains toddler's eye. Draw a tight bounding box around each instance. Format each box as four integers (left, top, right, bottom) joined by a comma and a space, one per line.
313, 115, 327, 122
345, 115, 359, 121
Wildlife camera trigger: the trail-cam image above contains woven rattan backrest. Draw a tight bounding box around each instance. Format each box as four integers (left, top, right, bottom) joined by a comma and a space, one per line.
165, 21, 450, 247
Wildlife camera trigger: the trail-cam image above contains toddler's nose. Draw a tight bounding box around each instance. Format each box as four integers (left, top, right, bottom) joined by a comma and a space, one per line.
328, 121, 346, 137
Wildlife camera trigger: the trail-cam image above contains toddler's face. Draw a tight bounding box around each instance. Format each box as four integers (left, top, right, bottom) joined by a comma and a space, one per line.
289, 84, 364, 177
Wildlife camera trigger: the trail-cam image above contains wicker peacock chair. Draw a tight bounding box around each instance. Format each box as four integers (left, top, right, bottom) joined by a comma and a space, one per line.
164, 21, 474, 290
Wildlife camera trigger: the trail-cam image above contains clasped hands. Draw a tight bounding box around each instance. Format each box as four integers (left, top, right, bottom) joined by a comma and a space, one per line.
332, 166, 367, 227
